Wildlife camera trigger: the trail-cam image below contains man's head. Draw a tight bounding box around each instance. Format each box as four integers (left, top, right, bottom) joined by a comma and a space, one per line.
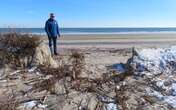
50, 13, 55, 20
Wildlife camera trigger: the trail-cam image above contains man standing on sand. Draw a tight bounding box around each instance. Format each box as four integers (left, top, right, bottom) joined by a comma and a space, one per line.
45, 13, 60, 55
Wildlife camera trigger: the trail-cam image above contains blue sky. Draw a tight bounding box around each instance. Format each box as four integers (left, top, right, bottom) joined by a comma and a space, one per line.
1, 0, 176, 27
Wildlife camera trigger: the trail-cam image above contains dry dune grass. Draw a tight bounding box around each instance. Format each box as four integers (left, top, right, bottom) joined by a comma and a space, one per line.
0, 32, 41, 68
32, 51, 86, 93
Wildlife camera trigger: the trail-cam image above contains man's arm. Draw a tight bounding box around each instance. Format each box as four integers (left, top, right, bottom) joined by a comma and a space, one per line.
45, 21, 51, 37
56, 22, 61, 37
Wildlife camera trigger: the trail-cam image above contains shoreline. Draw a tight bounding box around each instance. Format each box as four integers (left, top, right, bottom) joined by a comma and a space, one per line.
59, 33, 176, 40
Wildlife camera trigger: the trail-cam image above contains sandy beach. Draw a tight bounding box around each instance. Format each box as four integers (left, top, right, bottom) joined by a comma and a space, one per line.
43, 33, 176, 50
1, 33, 176, 109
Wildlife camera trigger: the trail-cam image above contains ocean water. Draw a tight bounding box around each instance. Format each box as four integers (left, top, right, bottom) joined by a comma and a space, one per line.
1, 28, 176, 35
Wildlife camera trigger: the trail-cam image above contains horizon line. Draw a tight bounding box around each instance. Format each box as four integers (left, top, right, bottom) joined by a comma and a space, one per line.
1, 27, 176, 28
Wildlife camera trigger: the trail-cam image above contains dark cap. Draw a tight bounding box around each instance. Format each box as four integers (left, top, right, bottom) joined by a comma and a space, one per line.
50, 13, 55, 17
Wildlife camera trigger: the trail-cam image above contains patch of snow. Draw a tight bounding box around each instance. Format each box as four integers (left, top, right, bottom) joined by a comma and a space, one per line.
146, 87, 176, 108
23, 101, 47, 110
98, 96, 118, 110
156, 80, 164, 88
131, 47, 176, 108
24, 101, 36, 109
28, 67, 37, 73
38, 103, 48, 108
171, 83, 176, 96
145, 76, 176, 108
131, 46, 176, 76
107, 103, 118, 110
163, 96, 176, 108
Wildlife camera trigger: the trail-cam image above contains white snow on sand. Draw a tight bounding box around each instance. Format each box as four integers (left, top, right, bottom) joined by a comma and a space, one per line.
107, 103, 118, 110
131, 46, 176, 76
146, 85, 176, 107
24, 101, 36, 109
23, 101, 47, 110
131, 46, 176, 108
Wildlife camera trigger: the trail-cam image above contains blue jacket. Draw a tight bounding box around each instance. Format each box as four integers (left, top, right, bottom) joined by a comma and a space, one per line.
45, 19, 60, 37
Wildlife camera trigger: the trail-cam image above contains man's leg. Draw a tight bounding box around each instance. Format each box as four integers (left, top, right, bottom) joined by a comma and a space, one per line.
53, 37, 58, 55
48, 37, 53, 55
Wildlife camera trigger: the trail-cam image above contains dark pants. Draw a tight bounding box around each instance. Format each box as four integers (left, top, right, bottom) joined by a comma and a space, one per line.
48, 36, 57, 55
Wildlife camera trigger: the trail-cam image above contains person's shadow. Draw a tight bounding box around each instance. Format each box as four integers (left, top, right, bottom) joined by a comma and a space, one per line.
106, 63, 126, 74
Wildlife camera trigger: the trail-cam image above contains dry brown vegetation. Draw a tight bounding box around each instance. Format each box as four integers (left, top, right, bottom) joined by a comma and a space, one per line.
69, 50, 85, 79
32, 51, 86, 93
0, 34, 134, 110
0, 94, 19, 110
30, 51, 133, 110
0, 32, 41, 68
